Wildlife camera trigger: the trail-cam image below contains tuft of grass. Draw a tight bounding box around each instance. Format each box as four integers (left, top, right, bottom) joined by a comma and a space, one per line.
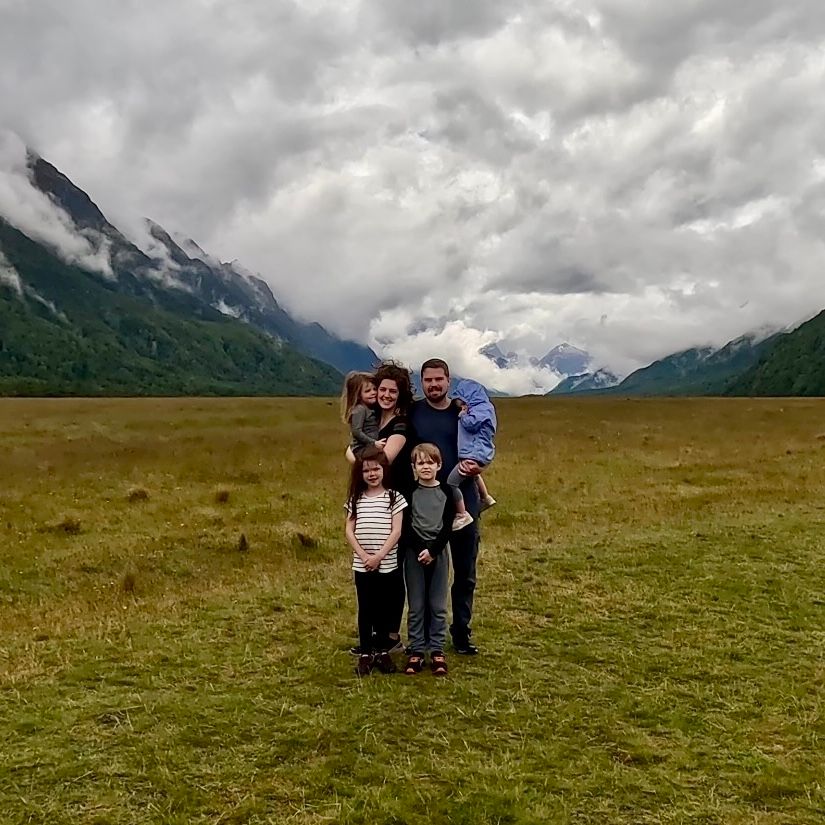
126, 486, 150, 502
46, 514, 82, 534
295, 531, 318, 549
214, 486, 230, 503
120, 569, 137, 593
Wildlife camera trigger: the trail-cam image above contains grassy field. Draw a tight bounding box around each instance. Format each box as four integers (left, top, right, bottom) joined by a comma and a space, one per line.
1, 396, 824, 824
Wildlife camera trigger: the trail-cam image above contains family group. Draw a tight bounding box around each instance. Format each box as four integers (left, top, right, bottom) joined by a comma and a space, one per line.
340, 358, 498, 677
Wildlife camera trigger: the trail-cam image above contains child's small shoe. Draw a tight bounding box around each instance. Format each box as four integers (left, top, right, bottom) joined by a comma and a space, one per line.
403, 653, 425, 675
430, 652, 448, 676
355, 654, 374, 676
374, 652, 397, 674
479, 495, 496, 512
452, 512, 474, 531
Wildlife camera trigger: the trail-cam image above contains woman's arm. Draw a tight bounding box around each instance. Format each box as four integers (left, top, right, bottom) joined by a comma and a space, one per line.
345, 516, 370, 565
382, 434, 406, 464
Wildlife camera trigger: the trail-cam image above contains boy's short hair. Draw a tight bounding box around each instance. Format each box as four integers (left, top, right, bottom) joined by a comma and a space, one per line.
411, 442, 442, 465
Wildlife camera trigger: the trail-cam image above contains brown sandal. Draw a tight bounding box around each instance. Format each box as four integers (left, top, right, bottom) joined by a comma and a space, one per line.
430, 652, 448, 676
403, 654, 425, 675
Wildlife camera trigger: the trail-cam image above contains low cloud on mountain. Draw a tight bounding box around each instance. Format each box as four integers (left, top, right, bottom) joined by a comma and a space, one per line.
3, 1, 825, 393
0, 131, 112, 277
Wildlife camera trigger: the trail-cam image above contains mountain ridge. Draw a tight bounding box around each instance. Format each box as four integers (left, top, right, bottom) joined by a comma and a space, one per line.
28, 154, 377, 375
0, 218, 341, 396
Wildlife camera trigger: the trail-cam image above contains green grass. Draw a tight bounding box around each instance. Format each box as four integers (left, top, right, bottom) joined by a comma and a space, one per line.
1, 396, 825, 824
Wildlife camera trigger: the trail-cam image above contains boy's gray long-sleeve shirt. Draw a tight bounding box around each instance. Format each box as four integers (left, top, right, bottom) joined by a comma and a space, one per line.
402, 481, 455, 557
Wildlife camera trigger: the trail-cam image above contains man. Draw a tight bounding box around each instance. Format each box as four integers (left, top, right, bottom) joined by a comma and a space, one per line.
409, 358, 482, 655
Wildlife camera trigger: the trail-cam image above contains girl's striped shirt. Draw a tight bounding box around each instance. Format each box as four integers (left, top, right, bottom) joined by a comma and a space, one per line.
345, 491, 408, 573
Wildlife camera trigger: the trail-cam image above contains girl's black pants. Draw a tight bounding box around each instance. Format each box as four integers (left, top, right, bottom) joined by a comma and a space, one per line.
354, 568, 401, 652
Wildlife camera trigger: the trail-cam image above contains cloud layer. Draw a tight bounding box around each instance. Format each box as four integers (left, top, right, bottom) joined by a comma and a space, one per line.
2, 0, 825, 391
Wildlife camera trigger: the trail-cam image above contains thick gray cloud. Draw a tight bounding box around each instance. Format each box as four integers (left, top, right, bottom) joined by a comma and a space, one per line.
2, 0, 825, 392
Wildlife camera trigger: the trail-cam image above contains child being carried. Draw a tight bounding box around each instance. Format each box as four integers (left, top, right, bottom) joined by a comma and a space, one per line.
340, 371, 387, 460
448, 378, 497, 531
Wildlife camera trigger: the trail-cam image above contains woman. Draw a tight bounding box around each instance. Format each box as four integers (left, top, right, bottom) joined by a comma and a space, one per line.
373, 361, 413, 472
345, 361, 412, 473
346, 360, 413, 655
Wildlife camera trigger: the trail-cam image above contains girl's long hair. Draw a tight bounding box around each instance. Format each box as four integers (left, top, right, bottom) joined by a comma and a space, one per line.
346, 447, 396, 522
340, 370, 375, 424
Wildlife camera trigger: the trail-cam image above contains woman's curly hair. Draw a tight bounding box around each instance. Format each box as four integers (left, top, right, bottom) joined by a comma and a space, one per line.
372, 360, 413, 416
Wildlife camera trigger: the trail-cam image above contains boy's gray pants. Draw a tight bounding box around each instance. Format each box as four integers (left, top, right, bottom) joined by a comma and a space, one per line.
405, 549, 450, 654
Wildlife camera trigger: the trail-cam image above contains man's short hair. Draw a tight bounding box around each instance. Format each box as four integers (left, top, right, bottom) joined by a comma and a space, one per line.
411, 442, 443, 465
420, 358, 450, 377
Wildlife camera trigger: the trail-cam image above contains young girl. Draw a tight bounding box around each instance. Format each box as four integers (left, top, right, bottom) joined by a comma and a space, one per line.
345, 446, 407, 676
448, 378, 497, 531
340, 371, 386, 460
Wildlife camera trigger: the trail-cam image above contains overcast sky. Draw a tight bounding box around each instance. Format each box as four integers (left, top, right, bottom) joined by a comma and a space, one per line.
2, 0, 825, 393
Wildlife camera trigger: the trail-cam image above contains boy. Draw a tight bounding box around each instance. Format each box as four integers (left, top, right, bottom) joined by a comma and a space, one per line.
402, 443, 455, 676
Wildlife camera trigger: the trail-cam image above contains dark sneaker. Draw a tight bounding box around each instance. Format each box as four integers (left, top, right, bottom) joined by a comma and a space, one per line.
355, 654, 374, 676
453, 641, 479, 656
374, 652, 397, 674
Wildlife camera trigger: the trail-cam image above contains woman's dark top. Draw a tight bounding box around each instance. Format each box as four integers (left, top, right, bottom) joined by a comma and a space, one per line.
378, 414, 413, 496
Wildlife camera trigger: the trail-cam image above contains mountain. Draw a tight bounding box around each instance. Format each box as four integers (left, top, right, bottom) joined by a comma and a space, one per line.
0, 153, 354, 396
547, 368, 620, 395
29, 155, 378, 375
479, 341, 591, 377
538, 343, 590, 375
727, 311, 825, 396
479, 342, 518, 370
0, 219, 341, 396
609, 331, 780, 396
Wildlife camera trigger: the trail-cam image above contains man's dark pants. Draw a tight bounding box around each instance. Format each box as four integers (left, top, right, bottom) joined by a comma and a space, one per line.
449, 518, 479, 646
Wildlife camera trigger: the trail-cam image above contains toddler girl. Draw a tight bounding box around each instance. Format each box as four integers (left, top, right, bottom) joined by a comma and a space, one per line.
448, 378, 497, 531
340, 371, 386, 459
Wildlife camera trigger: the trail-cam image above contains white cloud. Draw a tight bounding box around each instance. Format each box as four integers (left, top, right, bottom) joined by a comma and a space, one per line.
0, 130, 113, 277
2, 1, 825, 393
0, 250, 23, 295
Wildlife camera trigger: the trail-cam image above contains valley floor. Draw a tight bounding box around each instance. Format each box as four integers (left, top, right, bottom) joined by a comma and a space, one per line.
1, 396, 824, 824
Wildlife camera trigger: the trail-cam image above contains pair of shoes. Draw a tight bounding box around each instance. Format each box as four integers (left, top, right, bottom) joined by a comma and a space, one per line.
430, 651, 448, 676
355, 654, 374, 676
403, 653, 425, 675
373, 651, 397, 674
479, 495, 496, 512
453, 640, 479, 656
452, 512, 474, 531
